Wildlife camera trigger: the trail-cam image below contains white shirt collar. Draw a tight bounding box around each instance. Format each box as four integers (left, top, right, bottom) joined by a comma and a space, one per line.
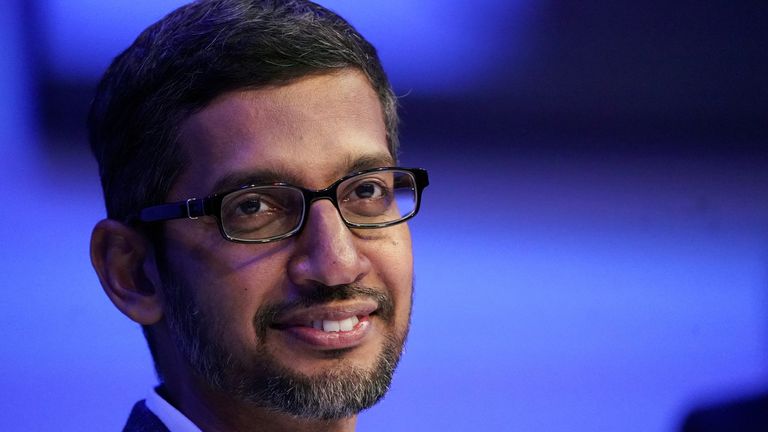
145, 387, 203, 432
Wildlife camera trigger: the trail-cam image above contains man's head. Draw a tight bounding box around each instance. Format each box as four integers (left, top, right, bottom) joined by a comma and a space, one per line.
89, 1, 425, 428
89, 0, 399, 223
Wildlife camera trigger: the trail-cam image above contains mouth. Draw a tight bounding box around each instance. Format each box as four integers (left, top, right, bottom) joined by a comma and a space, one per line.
270, 302, 378, 350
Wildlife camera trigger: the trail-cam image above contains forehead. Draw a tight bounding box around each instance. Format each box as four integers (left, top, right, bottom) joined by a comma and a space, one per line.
169, 69, 392, 199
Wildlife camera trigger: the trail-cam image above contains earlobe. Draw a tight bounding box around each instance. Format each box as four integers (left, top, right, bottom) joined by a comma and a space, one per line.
90, 219, 164, 325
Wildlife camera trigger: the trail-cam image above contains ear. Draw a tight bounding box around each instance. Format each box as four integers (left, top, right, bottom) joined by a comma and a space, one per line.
90, 219, 164, 325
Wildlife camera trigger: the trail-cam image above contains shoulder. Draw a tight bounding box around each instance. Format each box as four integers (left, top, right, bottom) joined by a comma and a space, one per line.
123, 400, 171, 432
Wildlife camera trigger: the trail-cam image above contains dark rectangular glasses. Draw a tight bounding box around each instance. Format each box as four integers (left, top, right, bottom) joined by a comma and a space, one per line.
137, 167, 429, 243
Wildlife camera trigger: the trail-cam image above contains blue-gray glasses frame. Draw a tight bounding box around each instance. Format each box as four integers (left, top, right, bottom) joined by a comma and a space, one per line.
137, 167, 429, 243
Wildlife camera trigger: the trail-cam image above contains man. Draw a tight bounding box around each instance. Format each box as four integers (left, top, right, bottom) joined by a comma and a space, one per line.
88, 1, 428, 430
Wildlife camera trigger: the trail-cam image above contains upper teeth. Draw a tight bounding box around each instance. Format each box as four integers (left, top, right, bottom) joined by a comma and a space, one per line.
311, 316, 359, 332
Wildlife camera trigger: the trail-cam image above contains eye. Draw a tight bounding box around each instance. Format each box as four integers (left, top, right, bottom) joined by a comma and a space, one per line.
341, 176, 392, 205
220, 186, 305, 240
339, 176, 395, 219
236, 198, 270, 216
352, 182, 384, 200
229, 193, 283, 218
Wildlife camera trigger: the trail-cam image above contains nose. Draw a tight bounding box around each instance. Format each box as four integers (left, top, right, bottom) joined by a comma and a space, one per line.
287, 199, 372, 290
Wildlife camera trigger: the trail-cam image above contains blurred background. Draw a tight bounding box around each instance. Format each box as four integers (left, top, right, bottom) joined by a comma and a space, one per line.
1, 0, 766, 430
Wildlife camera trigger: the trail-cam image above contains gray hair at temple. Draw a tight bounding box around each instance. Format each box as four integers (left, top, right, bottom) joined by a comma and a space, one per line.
88, 0, 399, 223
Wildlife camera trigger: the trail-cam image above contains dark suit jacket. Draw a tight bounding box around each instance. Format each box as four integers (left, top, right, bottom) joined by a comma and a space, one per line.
681, 392, 768, 432
123, 400, 170, 432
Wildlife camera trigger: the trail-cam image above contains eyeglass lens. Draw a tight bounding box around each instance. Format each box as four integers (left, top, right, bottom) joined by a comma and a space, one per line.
219, 169, 418, 241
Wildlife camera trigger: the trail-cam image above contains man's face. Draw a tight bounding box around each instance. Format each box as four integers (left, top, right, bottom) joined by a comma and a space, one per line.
156, 69, 413, 418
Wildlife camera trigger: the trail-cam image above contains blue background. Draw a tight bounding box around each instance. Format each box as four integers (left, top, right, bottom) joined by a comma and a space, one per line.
1, 1, 767, 431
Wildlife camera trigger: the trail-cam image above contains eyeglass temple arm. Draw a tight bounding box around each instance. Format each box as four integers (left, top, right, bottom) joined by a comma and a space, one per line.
138, 198, 207, 222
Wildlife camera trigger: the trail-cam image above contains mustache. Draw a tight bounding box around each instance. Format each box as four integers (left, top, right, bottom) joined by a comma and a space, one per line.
254, 284, 394, 336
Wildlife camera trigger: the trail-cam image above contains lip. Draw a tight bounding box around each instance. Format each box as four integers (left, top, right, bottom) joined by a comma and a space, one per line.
271, 301, 378, 350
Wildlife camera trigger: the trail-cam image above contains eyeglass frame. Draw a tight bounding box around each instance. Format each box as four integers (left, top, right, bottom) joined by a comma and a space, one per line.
134, 167, 429, 244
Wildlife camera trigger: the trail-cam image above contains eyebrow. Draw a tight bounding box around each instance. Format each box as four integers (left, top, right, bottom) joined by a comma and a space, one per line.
344, 152, 395, 175
208, 152, 395, 196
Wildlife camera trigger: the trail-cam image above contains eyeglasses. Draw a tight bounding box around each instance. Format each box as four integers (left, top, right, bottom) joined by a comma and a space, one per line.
137, 167, 429, 243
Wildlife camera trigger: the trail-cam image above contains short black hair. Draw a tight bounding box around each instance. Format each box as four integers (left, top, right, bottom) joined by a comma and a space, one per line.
89, 0, 398, 223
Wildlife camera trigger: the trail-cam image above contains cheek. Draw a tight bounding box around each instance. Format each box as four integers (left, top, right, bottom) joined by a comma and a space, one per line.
195, 264, 291, 359
162, 230, 292, 347
366, 225, 413, 315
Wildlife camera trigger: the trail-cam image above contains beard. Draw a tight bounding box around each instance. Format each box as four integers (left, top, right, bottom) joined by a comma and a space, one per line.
157, 267, 409, 420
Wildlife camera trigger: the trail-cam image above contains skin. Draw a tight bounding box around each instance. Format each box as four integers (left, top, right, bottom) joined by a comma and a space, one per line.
91, 69, 413, 432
